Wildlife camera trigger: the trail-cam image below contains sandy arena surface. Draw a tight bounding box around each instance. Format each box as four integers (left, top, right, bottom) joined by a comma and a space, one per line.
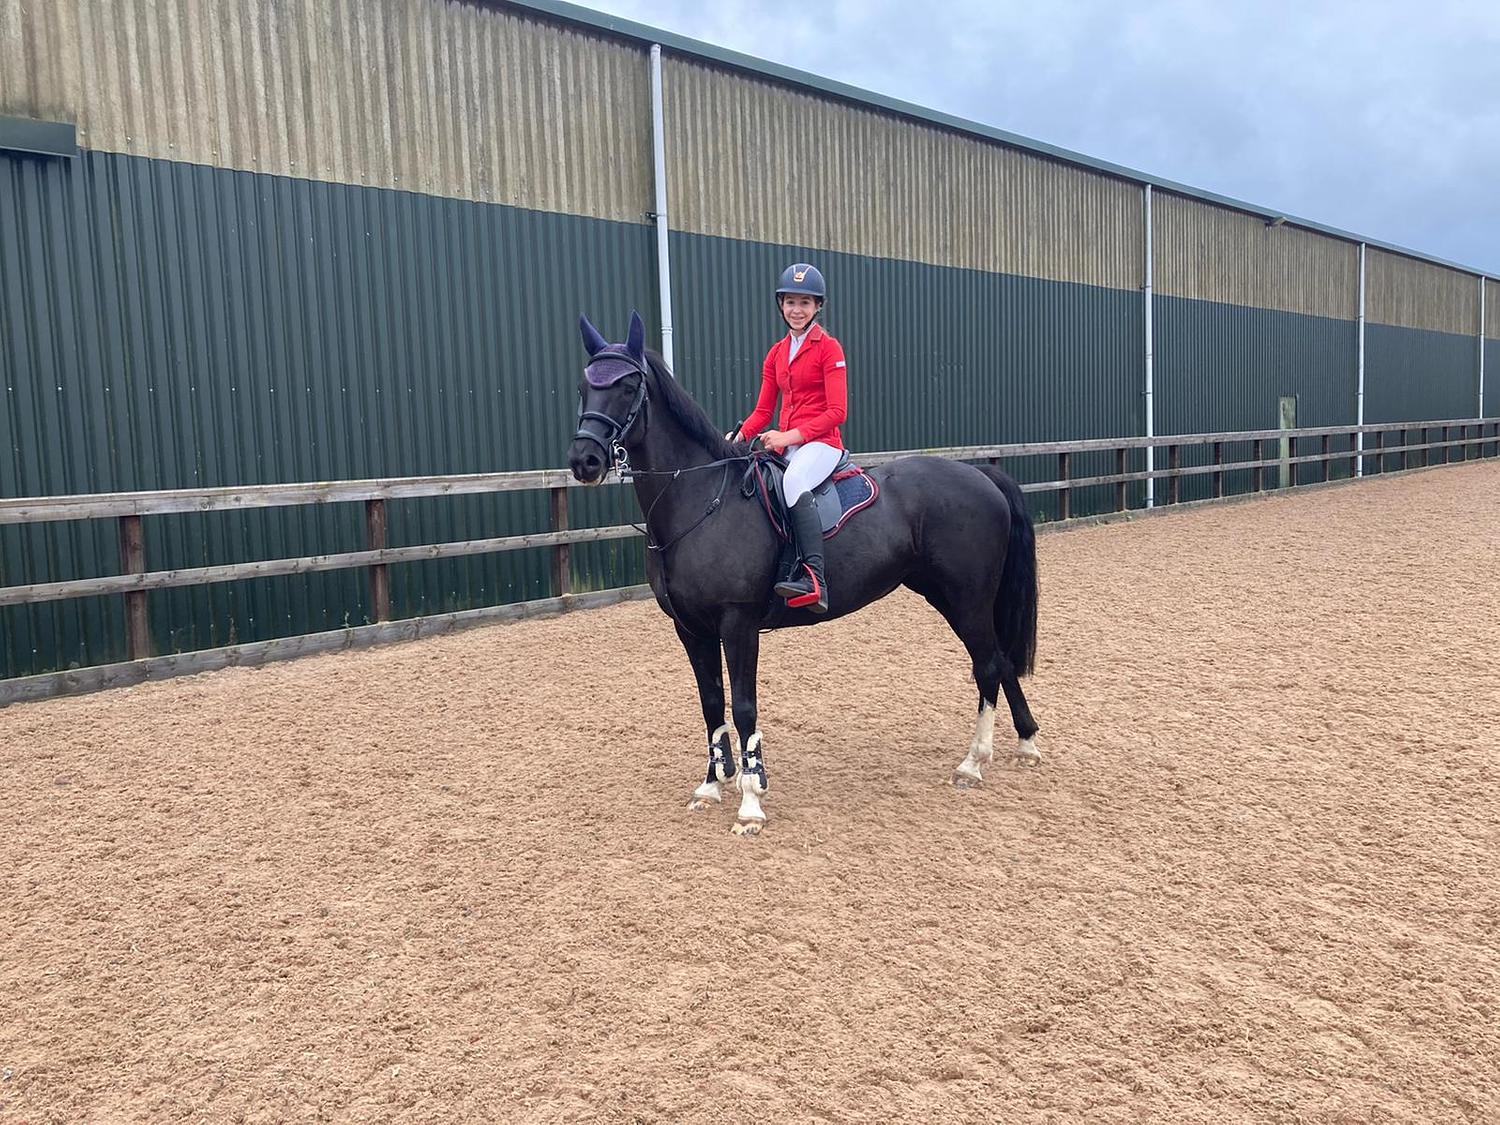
2, 462, 1498, 1123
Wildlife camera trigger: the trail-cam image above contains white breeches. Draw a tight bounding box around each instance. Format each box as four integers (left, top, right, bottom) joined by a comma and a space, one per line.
782, 442, 841, 506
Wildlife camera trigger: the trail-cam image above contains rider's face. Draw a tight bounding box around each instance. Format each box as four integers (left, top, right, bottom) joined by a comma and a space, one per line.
779, 293, 820, 334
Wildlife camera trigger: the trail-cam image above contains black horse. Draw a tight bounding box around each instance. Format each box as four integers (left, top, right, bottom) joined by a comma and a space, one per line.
568, 312, 1040, 835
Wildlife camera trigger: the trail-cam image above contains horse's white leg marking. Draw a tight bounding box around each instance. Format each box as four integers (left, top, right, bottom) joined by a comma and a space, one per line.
1014, 734, 1042, 766
690, 779, 723, 806
953, 703, 996, 787
688, 724, 733, 810
731, 732, 767, 835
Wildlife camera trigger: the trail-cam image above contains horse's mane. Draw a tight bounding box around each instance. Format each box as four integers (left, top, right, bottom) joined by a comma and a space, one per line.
644, 349, 740, 460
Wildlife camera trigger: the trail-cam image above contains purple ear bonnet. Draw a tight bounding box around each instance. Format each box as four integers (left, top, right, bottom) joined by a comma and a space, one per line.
585, 347, 644, 388
579, 312, 648, 387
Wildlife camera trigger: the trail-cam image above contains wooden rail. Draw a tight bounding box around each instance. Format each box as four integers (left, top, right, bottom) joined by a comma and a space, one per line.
2, 417, 1497, 702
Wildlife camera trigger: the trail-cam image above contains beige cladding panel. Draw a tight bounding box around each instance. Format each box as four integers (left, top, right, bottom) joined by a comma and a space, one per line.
664, 57, 1141, 291
1153, 192, 1357, 319
1486, 278, 1499, 340
0, 0, 652, 223
1366, 249, 1479, 335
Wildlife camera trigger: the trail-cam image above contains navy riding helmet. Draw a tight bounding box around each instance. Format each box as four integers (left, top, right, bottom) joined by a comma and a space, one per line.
775, 262, 826, 302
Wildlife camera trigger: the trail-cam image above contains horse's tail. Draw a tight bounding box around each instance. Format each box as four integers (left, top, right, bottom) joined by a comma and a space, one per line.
976, 465, 1038, 677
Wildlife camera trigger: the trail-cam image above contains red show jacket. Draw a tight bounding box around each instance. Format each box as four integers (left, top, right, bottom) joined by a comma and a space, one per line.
739, 322, 848, 450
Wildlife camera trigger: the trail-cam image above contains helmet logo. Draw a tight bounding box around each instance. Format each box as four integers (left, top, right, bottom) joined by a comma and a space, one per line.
793, 268, 808, 282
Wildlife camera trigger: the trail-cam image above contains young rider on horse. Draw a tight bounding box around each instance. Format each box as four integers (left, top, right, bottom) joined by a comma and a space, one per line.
729, 263, 848, 615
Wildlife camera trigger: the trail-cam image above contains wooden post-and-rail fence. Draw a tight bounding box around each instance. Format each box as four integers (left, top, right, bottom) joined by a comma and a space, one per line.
2, 418, 1497, 705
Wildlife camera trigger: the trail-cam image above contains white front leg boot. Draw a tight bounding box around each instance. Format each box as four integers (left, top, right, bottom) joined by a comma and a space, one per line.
689, 724, 735, 810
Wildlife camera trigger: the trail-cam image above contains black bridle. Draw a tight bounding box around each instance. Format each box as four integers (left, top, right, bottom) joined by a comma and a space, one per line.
573, 358, 650, 474
569, 351, 764, 637
572, 355, 757, 554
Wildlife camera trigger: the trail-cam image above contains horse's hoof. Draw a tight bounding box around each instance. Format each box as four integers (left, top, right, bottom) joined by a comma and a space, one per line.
730, 819, 764, 837
1014, 739, 1042, 767
689, 781, 723, 810
953, 760, 985, 788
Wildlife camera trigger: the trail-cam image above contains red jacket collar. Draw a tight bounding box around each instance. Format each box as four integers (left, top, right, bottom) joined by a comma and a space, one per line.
786, 322, 826, 347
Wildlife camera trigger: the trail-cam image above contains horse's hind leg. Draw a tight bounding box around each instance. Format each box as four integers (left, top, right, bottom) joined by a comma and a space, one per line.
1000, 668, 1041, 767
903, 579, 1005, 786
675, 622, 737, 810
942, 609, 1008, 787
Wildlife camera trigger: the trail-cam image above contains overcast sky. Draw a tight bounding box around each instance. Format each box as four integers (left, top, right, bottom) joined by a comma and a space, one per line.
582, 0, 1499, 276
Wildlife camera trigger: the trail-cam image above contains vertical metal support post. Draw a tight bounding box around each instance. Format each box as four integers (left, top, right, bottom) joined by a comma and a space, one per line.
366, 499, 391, 623
550, 487, 572, 597
1144, 184, 1156, 508
119, 515, 150, 660
1479, 274, 1486, 428
1357, 243, 1367, 477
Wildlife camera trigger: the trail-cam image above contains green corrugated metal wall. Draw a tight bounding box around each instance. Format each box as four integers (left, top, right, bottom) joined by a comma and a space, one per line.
1362, 325, 1480, 424
3, 145, 1494, 680
1, 149, 655, 678
1154, 298, 1359, 500
669, 232, 1143, 448
1488, 341, 1499, 418
669, 230, 1145, 521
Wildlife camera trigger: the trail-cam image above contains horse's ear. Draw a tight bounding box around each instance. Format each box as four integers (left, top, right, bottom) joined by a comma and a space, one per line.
579, 313, 609, 357
626, 310, 645, 363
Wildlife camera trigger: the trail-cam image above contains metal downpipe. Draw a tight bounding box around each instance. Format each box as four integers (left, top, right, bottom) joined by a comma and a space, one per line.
650, 44, 675, 371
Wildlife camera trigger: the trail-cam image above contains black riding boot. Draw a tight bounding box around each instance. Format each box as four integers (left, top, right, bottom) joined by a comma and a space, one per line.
774, 494, 828, 614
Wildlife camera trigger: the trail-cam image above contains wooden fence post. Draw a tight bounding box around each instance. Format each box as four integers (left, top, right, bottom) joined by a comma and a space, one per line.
1212, 441, 1224, 498
1168, 445, 1180, 504
550, 487, 571, 597
366, 499, 391, 623
1058, 452, 1071, 521
1116, 448, 1127, 512
119, 515, 150, 660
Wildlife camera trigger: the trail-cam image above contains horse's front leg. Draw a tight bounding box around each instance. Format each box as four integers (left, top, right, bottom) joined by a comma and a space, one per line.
675, 621, 736, 810
720, 610, 767, 837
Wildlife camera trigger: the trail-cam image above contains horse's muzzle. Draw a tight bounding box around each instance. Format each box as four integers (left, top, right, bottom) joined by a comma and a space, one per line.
568, 440, 607, 485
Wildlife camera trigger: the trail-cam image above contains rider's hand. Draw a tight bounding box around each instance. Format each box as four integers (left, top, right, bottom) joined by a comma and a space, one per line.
725, 429, 743, 443
761, 429, 792, 453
